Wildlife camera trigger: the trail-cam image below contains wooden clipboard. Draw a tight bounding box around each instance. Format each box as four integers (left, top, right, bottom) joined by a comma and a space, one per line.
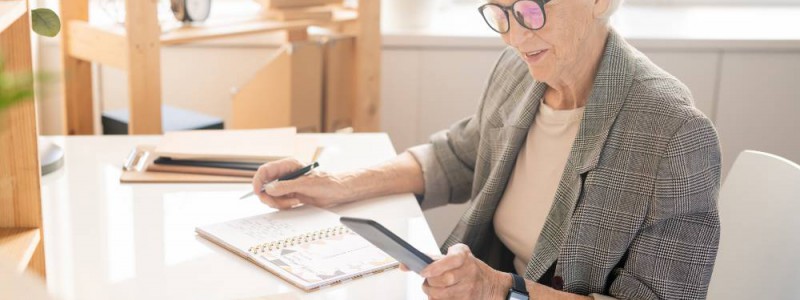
120, 145, 252, 183
119, 136, 321, 184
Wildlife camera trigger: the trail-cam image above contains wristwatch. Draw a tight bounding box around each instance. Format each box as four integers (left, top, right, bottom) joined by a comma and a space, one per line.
506, 273, 529, 300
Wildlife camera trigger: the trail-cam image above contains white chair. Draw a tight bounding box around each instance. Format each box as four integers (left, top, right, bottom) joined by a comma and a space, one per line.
708, 150, 800, 300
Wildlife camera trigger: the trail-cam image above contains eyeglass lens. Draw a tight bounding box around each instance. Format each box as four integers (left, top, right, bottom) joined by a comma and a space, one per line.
480, 1, 545, 33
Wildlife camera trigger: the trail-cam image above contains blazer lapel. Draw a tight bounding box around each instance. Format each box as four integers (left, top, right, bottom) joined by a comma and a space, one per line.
525, 29, 637, 280
448, 67, 546, 252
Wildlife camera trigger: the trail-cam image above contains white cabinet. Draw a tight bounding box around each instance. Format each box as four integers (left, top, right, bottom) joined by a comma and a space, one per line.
381, 48, 502, 152
715, 52, 800, 175
381, 48, 501, 245
639, 50, 721, 120
382, 48, 724, 152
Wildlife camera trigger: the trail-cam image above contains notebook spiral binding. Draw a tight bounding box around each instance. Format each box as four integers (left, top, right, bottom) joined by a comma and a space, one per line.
248, 225, 351, 255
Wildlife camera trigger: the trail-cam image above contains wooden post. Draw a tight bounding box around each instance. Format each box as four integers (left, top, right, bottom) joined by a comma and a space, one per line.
0, 7, 45, 277
347, 0, 381, 132
322, 35, 355, 132
60, 0, 94, 135
126, 0, 163, 134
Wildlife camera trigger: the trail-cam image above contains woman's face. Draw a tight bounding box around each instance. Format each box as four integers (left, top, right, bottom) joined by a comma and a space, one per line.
493, 0, 600, 84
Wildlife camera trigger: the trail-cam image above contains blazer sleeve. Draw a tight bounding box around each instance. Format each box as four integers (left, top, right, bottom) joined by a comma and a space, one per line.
406, 49, 512, 210
607, 116, 722, 299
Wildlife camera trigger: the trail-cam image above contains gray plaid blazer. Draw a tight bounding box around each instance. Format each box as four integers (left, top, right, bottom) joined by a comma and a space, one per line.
408, 29, 721, 299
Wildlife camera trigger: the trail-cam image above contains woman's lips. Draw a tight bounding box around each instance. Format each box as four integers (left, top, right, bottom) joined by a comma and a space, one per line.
522, 49, 548, 64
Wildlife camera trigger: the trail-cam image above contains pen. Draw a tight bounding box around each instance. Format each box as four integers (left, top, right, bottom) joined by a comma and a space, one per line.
239, 162, 319, 200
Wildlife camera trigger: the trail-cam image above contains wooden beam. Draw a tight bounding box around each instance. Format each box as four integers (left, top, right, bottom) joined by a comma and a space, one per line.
347, 0, 381, 131
264, 6, 333, 21
286, 28, 309, 42
60, 0, 94, 135
257, 0, 342, 9
67, 21, 128, 69
0, 228, 40, 273
289, 41, 323, 133
160, 11, 356, 46
161, 21, 312, 46
322, 35, 355, 132
0, 9, 45, 277
125, 0, 162, 134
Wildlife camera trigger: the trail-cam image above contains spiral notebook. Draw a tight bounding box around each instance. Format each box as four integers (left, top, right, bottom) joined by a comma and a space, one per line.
195, 206, 398, 291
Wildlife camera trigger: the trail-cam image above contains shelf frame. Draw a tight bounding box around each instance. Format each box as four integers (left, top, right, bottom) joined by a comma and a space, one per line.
0, 0, 46, 277
60, 1, 380, 134
0, 228, 41, 272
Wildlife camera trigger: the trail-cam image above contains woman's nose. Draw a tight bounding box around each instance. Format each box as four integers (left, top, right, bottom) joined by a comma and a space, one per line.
506, 15, 533, 48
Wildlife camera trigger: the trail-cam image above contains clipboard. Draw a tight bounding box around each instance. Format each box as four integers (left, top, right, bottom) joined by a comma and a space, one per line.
120, 145, 252, 183
120, 136, 321, 183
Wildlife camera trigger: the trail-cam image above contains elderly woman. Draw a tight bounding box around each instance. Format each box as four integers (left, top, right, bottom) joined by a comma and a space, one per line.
252, 0, 721, 298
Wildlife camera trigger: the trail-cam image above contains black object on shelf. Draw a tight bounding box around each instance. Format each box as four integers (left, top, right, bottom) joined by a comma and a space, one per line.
102, 105, 224, 135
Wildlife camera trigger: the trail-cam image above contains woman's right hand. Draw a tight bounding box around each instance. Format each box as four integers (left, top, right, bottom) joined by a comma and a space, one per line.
252, 158, 357, 210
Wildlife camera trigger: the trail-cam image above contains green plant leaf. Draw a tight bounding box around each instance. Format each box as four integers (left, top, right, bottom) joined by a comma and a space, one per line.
31, 8, 61, 37
0, 90, 33, 111
0, 56, 36, 112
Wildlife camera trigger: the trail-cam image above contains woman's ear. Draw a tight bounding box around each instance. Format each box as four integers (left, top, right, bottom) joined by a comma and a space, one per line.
592, 0, 612, 19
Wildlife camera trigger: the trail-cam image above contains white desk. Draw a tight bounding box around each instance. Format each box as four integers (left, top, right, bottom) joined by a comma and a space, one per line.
39, 134, 439, 300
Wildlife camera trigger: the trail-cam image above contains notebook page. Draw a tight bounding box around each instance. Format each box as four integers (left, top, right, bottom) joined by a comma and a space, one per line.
251, 230, 397, 290
196, 205, 340, 252
196, 205, 398, 290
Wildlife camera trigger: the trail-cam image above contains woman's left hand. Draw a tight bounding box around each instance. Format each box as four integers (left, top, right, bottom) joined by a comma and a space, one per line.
412, 243, 511, 300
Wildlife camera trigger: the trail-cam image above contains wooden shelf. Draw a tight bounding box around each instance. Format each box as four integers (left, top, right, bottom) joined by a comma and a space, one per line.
161, 15, 354, 46
1, 0, 46, 277
0, 0, 26, 33
66, 9, 358, 68
61, 0, 379, 134
0, 228, 41, 273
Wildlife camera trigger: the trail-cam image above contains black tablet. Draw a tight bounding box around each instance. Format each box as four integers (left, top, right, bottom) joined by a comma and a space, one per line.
340, 217, 434, 274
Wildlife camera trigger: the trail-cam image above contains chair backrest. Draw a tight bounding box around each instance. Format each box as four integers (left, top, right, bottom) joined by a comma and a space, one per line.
707, 150, 800, 300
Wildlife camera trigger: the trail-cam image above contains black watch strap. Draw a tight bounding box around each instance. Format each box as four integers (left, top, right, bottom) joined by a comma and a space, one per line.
506, 273, 529, 300
512, 273, 528, 294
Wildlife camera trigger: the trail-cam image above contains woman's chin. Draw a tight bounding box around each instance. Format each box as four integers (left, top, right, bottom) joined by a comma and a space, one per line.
526, 67, 549, 83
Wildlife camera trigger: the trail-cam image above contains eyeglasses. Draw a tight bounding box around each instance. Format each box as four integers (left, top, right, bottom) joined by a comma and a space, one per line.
478, 0, 551, 34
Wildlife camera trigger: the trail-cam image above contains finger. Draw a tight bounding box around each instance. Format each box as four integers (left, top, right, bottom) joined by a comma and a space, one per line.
422, 280, 456, 300
253, 159, 303, 206
425, 270, 461, 288
398, 264, 409, 272
263, 177, 308, 198
421, 244, 471, 277
253, 159, 303, 186
261, 158, 304, 182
